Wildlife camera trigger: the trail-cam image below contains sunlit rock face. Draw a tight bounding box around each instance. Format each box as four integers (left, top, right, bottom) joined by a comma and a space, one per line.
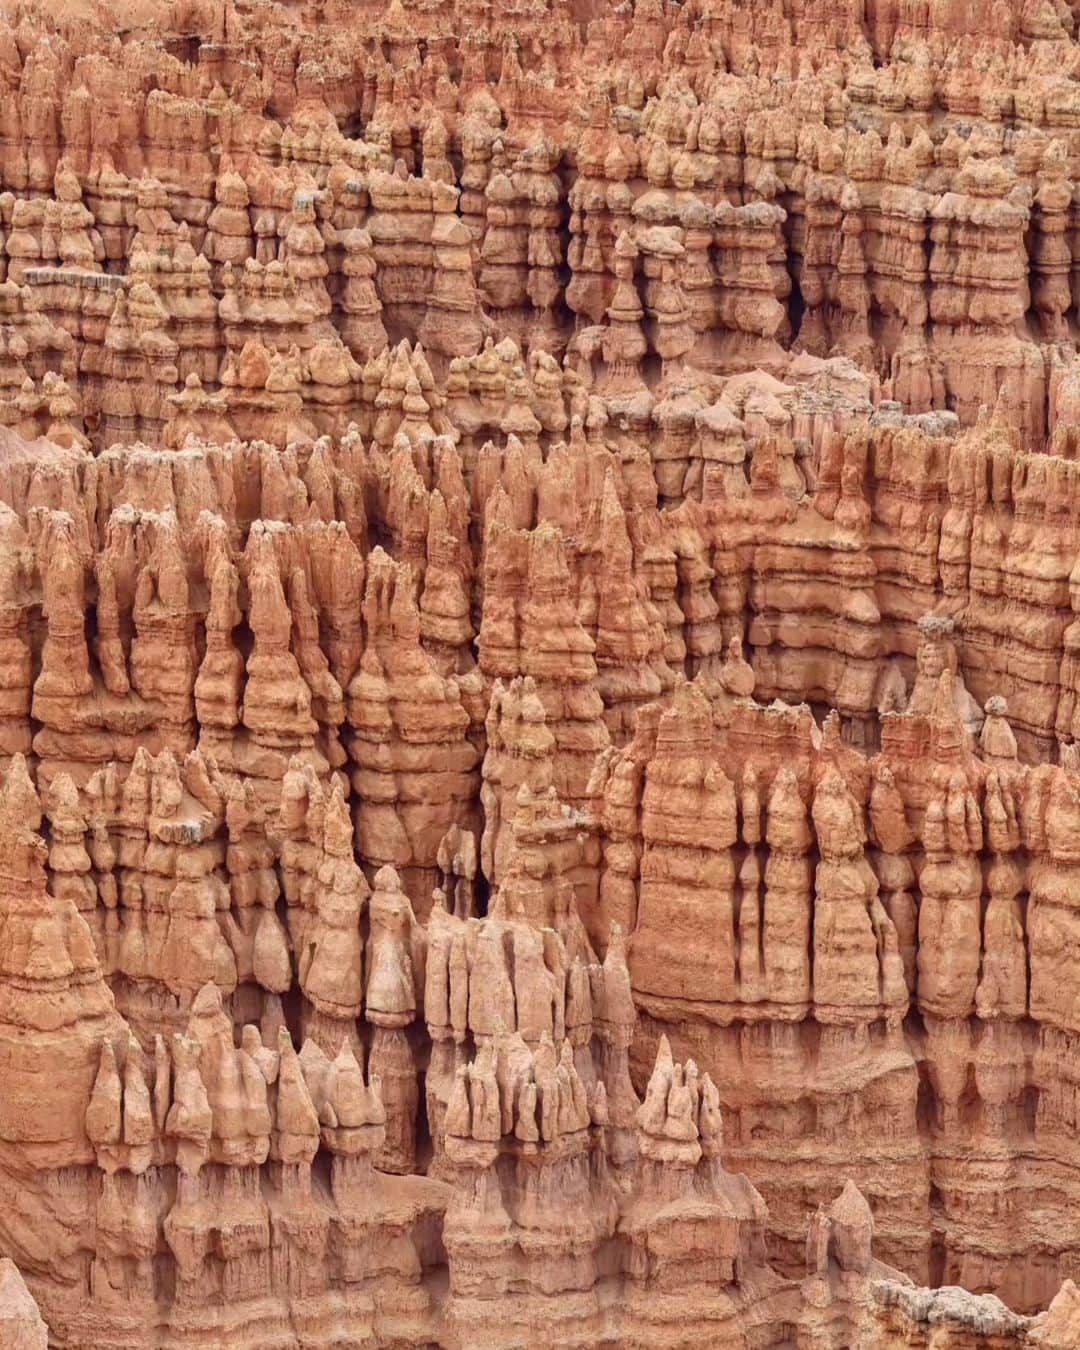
6, 0, 1080, 1344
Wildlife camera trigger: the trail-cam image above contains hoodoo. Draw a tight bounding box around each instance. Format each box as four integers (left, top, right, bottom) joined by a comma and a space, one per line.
2, 0, 1080, 1345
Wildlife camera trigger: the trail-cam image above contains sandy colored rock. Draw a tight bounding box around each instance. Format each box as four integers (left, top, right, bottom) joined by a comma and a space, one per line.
2, 0, 1080, 1344
0, 1260, 47, 1350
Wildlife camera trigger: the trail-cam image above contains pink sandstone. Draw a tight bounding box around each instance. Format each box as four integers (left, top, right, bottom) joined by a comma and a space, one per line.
1, 0, 1080, 1345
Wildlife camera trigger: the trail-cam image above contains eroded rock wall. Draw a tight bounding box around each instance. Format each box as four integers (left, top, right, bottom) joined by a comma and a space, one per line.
3, 0, 1080, 1345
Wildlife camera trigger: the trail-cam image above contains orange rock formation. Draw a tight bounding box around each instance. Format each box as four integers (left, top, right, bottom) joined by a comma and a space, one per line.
3, 0, 1080, 1345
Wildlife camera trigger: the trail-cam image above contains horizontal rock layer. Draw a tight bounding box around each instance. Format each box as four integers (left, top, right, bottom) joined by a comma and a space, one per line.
2, 0, 1080, 1345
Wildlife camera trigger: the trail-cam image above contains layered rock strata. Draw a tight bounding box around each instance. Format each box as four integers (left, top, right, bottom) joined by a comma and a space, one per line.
5, 0, 1080, 1344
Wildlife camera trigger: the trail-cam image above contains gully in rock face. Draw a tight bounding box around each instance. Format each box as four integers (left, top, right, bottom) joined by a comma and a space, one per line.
1, 0, 1080, 1344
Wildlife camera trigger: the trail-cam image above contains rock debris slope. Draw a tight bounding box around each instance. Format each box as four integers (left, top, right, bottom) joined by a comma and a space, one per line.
2, 0, 1080, 1345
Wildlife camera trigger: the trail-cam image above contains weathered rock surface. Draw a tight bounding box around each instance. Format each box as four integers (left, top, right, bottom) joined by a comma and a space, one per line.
6, 0, 1080, 1344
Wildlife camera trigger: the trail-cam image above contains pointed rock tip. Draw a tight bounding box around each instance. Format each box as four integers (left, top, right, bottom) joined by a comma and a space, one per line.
191, 982, 222, 1015
831, 1178, 873, 1227
334, 1039, 361, 1070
